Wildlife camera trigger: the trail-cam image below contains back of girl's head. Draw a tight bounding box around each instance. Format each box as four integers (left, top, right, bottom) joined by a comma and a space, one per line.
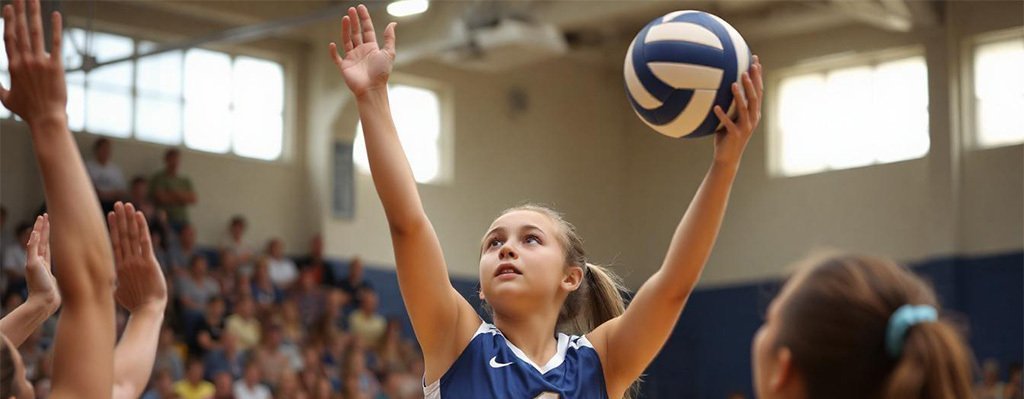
500, 204, 627, 336
774, 254, 974, 399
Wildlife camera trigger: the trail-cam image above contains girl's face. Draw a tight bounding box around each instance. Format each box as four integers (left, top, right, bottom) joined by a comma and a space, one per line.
478, 210, 581, 316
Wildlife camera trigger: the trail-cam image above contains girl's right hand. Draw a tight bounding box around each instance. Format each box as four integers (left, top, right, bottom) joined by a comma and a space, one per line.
0, 0, 67, 127
329, 4, 397, 99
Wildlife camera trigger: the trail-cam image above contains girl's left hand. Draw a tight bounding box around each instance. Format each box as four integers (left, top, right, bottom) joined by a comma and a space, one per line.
712, 55, 764, 165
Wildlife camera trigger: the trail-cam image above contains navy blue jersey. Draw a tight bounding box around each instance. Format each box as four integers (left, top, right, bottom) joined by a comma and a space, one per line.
424, 322, 608, 399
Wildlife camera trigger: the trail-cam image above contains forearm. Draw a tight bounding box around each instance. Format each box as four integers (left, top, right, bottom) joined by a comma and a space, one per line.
656, 160, 739, 299
356, 89, 430, 233
29, 115, 116, 292
112, 304, 165, 399
0, 297, 58, 347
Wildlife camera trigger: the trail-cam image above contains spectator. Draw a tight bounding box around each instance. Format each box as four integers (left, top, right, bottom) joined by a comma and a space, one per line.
168, 224, 200, 274
277, 299, 307, 345
234, 361, 272, 399
176, 255, 221, 314
310, 289, 349, 344
174, 359, 216, 399
154, 325, 186, 381
342, 343, 380, 399
348, 288, 386, 346
312, 377, 335, 399
2, 221, 32, 294
266, 238, 299, 288
151, 148, 197, 231
291, 271, 325, 327
978, 359, 1006, 399
85, 138, 128, 213
189, 296, 228, 358
141, 369, 179, 399
375, 319, 415, 374
204, 331, 247, 381
1007, 362, 1023, 399
225, 296, 262, 351
276, 371, 307, 399
339, 257, 373, 308
296, 234, 330, 286
254, 324, 301, 388
251, 257, 282, 309
128, 176, 158, 222
221, 216, 255, 268
212, 371, 236, 399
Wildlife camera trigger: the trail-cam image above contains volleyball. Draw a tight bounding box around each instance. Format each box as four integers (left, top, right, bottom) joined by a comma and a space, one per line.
624, 10, 751, 138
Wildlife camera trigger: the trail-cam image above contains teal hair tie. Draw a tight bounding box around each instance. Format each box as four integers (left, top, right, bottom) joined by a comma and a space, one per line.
885, 304, 938, 358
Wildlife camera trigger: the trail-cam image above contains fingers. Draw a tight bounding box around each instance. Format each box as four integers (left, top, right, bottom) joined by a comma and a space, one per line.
27, 0, 43, 55
328, 42, 343, 68
135, 210, 153, 257
731, 80, 749, 123
13, 0, 30, 56
714, 105, 738, 133
108, 209, 125, 267
742, 72, 758, 118
3, 6, 19, 66
114, 202, 132, 264
348, 7, 362, 47
382, 22, 397, 58
357, 4, 376, 44
125, 202, 141, 257
340, 15, 354, 53
26, 219, 40, 257
50, 11, 61, 63
39, 213, 50, 263
752, 55, 763, 92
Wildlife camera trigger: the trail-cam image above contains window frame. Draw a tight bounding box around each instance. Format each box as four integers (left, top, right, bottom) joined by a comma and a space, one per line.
0, 24, 292, 163
351, 74, 454, 185
767, 46, 930, 177
962, 27, 1024, 150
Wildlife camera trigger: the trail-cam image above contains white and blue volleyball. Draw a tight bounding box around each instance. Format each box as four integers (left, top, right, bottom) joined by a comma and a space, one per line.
624, 11, 751, 138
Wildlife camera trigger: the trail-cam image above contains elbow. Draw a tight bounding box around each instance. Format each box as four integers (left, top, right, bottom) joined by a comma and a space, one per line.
387, 214, 430, 237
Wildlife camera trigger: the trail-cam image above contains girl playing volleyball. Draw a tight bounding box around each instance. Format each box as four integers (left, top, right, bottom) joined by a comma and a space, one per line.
329, 5, 763, 398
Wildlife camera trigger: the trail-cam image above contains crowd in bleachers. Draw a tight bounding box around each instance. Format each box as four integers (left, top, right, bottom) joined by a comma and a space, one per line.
1, 139, 425, 399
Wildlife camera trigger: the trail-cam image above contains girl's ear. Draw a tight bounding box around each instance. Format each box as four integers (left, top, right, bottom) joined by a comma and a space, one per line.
562, 265, 584, 292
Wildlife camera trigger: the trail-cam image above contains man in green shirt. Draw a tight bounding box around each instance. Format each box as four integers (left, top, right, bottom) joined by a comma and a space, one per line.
150, 149, 197, 231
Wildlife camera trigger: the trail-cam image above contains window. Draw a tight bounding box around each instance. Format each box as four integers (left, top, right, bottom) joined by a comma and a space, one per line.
0, 25, 286, 161
972, 34, 1024, 148
353, 84, 443, 183
772, 53, 929, 176
136, 42, 183, 145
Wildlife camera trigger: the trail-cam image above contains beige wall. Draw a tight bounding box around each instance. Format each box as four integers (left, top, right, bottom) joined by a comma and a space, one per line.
307, 52, 629, 278
0, 119, 312, 253
618, 0, 1023, 287
1, 1, 1020, 289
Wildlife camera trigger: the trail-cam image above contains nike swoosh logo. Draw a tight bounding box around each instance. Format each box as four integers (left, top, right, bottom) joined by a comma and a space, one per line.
489, 356, 513, 369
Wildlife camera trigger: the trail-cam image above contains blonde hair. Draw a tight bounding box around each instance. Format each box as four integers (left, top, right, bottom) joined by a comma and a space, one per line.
497, 205, 639, 398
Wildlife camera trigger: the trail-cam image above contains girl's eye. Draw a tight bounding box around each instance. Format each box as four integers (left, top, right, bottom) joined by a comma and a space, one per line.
488, 238, 503, 248
525, 235, 541, 244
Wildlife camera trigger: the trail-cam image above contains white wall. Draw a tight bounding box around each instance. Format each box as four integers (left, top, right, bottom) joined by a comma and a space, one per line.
306, 52, 629, 279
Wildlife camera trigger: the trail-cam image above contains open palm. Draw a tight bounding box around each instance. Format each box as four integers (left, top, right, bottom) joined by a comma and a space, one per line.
25, 214, 59, 308
109, 202, 168, 313
329, 5, 397, 98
